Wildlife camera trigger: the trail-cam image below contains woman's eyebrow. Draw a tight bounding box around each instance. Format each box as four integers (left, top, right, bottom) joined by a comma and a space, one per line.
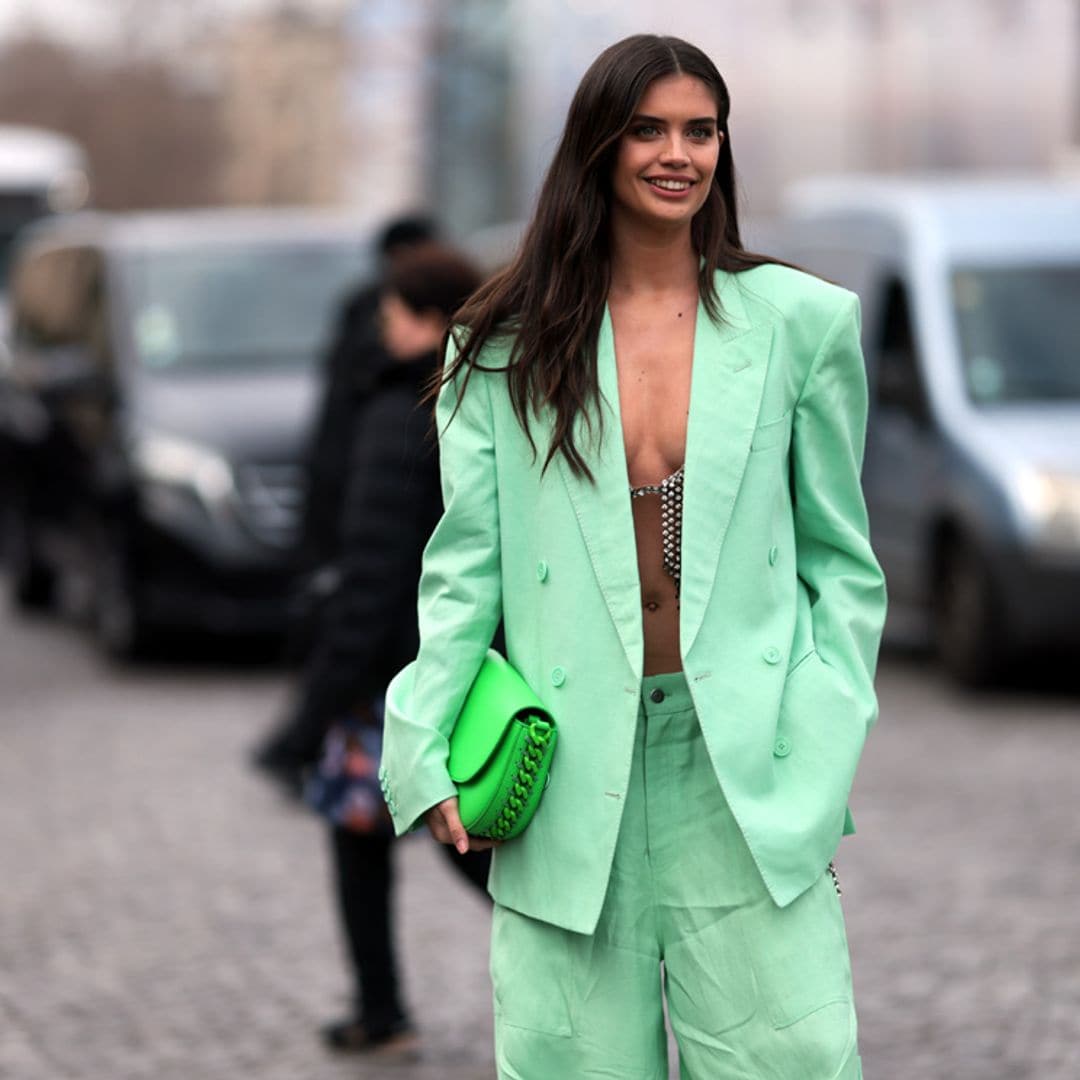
631, 113, 717, 126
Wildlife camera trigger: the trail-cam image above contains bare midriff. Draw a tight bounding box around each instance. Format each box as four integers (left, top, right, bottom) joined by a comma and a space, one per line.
630, 479, 683, 674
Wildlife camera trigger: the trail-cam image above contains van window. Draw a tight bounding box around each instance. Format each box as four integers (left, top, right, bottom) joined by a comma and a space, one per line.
14, 245, 105, 354
11, 244, 111, 390
952, 264, 1080, 403
0, 192, 48, 288
875, 278, 930, 423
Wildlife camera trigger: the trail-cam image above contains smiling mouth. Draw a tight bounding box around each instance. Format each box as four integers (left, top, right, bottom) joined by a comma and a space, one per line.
646, 178, 694, 192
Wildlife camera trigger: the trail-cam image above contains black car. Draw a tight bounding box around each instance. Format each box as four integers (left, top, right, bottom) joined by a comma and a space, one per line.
0, 209, 373, 656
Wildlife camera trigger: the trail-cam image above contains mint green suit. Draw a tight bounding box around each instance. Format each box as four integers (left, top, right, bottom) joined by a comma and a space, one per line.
380, 264, 887, 1077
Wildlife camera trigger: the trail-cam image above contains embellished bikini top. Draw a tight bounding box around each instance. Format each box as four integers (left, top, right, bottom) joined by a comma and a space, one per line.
629, 464, 684, 597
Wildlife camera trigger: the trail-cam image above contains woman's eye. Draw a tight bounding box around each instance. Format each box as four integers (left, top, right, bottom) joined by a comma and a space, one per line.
688, 126, 715, 140
632, 124, 660, 137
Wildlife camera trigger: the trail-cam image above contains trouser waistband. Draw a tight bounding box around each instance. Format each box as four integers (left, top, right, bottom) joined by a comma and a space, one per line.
639, 671, 694, 715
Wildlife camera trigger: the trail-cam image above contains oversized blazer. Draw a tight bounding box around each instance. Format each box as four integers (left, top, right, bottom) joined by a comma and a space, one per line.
379, 263, 888, 935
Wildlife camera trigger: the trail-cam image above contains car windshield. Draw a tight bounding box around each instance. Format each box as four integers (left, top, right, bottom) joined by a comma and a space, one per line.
951, 264, 1080, 404
120, 241, 365, 371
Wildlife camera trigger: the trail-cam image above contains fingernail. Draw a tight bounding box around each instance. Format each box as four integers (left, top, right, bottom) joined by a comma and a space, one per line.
456, 839, 468, 854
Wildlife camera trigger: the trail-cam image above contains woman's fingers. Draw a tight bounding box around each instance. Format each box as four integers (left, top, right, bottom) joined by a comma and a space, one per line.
424, 796, 466, 852
424, 797, 502, 853
438, 797, 470, 854
465, 836, 501, 852
424, 799, 454, 844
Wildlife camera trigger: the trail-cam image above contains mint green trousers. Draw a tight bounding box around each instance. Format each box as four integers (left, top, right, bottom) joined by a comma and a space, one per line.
491, 672, 862, 1080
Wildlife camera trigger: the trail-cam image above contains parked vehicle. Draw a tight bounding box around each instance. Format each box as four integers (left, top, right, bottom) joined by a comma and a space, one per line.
0, 209, 373, 656
776, 176, 1080, 683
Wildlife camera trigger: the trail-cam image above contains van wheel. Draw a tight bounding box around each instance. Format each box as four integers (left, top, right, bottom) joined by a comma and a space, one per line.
6, 503, 56, 610
94, 537, 154, 661
933, 536, 1007, 687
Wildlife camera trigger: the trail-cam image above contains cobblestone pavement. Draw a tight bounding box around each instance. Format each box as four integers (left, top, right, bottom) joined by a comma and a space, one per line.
1, 599, 1079, 1080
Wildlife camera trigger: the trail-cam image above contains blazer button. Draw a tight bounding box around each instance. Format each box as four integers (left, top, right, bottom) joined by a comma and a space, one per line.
551, 666, 566, 687
763, 646, 781, 665
773, 735, 792, 757
537, 559, 549, 582
768, 545, 779, 566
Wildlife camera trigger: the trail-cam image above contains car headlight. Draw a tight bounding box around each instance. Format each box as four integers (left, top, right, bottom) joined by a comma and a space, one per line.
132, 433, 235, 513
1010, 467, 1080, 554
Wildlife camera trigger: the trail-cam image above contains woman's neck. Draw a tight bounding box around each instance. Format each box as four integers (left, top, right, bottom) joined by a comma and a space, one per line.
608, 218, 699, 300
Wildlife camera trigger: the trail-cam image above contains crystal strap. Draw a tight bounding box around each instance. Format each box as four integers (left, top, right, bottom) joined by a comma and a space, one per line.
827, 860, 842, 896
629, 465, 684, 596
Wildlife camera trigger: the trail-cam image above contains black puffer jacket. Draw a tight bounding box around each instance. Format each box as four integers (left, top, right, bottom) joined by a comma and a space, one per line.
297, 283, 387, 572
288, 350, 442, 734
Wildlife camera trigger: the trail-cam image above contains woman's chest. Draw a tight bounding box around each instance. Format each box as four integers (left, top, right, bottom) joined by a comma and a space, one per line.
610, 306, 696, 485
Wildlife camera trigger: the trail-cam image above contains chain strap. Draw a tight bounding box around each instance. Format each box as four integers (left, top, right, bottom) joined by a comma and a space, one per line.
489, 719, 554, 840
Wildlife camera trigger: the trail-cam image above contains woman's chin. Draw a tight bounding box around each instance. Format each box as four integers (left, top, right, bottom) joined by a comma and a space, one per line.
628, 203, 700, 232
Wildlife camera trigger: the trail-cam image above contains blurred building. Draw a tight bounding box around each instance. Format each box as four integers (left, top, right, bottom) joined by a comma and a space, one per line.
415, 0, 1079, 235
219, 6, 347, 206
340, 0, 437, 220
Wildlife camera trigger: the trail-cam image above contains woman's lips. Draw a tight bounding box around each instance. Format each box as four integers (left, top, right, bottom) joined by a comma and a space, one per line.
645, 177, 694, 198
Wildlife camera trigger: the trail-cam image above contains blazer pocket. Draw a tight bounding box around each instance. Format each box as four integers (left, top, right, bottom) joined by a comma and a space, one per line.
749, 409, 792, 453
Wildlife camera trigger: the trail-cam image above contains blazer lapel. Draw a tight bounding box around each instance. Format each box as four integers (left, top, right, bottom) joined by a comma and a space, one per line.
680, 275, 775, 656
555, 306, 643, 677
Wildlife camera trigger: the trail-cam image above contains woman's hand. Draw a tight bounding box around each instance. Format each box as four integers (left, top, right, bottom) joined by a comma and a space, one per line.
424, 796, 501, 854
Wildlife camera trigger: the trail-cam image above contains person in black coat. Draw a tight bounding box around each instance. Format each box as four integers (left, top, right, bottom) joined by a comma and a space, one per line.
294, 216, 438, 580
298, 245, 485, 1055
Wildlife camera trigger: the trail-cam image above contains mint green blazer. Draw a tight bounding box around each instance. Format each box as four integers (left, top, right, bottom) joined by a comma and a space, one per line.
380, 264, 887, 935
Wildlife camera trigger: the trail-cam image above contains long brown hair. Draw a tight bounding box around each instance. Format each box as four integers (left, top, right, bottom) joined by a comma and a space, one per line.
440, 34, 786, 481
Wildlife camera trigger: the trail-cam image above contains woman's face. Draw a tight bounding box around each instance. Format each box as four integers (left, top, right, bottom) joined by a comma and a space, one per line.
610, 73, 722, 232
379, 290, 444, 361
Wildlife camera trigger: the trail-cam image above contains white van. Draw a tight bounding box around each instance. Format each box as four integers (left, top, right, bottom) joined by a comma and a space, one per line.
775, 176, 1080, 684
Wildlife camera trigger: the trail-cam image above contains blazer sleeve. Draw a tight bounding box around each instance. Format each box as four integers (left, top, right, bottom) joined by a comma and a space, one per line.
379, 339, 504, 835
791, 292, 888, 735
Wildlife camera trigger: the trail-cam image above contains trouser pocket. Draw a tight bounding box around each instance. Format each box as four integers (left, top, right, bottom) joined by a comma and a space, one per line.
743, 871, 859, 1079
490, 903, 574, 1037
746, 869, 854, 1029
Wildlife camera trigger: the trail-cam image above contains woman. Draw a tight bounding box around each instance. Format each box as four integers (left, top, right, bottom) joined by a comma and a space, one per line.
296, 243, 488, 1055
381, 35, 887, 1079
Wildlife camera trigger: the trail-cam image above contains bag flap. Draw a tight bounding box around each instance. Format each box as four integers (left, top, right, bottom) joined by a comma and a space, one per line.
448, 649, 554, 783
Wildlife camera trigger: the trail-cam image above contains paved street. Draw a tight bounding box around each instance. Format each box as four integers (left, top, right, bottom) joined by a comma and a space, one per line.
2, 595, 1079, 1080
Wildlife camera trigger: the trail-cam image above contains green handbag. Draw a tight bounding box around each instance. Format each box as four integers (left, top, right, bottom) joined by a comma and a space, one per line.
448, 649, 557, 840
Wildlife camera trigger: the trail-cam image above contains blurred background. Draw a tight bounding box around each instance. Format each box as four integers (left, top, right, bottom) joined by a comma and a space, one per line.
1, 0, 1077, 228
1, 2, 1078, 1079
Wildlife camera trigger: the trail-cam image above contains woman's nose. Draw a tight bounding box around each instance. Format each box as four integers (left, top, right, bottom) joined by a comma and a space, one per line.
658, 136, 690, 165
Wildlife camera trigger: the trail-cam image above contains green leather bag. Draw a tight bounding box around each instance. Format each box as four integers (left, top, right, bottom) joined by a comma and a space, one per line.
448, 649, 557, 840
